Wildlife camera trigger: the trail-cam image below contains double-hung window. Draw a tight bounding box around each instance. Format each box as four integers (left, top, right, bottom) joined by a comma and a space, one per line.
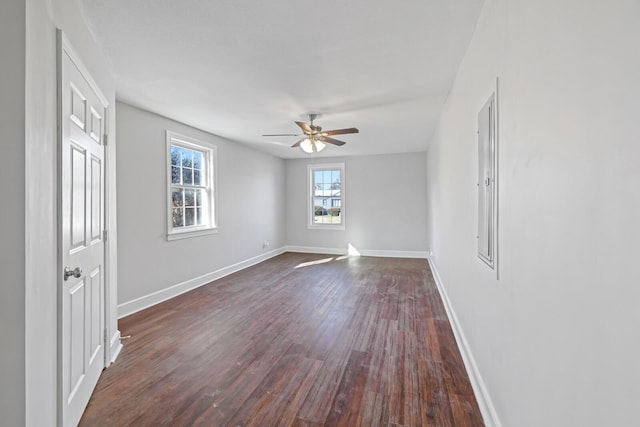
308, 163, 345, 230
166, 131, 217, 240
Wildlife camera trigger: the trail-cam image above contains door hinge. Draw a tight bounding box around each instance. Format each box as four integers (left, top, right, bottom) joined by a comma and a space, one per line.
103, 230, 108, 242
104, 134, 108, 146
104, 329, 107, 342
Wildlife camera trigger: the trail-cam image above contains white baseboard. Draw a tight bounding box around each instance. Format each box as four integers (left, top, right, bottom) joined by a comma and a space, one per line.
108, 330, 123, 365
359, 249, 428, 259
285, 245, 428, 259
427, 255, 502, 427
285, 245, 347, 255
118, 247, 286, 318
118, 244, 425, 317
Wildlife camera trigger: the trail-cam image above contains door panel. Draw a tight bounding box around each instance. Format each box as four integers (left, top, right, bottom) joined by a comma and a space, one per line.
89, 106, 102, 144
90, 156, 102, 242
68, 279, 85, 401
477, 93, 496, 267
70, 145, 86, 250
88, 266, 102, 365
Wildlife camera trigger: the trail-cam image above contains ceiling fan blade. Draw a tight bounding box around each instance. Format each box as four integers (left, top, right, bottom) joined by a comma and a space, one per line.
323, 127, 359, 136
319, 136, 346, 146
295, 121, 312, 133
262, 133, 300, 137
291, 138, 306, 148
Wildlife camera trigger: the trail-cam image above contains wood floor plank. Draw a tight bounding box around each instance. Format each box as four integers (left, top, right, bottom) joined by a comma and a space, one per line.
323, 350, 370, 427
79, 253, 483, 426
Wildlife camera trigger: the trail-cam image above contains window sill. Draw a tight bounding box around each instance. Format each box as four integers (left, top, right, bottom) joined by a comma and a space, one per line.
167, 227, 218, 241
307, 224, 346, 231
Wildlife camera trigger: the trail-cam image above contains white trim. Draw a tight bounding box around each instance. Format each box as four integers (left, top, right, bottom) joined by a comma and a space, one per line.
307, 163, 346, 231
427, 255, 502, 427
494, 77, 500, 280
118, 247, 286, 318
103, 106, 116, 368
166, 130, 218, 240
287, 246, 347, 256
167, 227, 218, 241
359, 249, 428, 258
477, 79, 499, 277
117, 246, 426, 319
108, 330, 123, 365
285, 245, 428, 259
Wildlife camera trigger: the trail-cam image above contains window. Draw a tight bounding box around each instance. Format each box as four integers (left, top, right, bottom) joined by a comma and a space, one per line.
166, 131, 217, 240
308, 163, 345, 230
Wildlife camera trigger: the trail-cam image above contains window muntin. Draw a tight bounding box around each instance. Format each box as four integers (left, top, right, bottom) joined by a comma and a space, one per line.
167, 131, 216, 240
308, 163, 345, 230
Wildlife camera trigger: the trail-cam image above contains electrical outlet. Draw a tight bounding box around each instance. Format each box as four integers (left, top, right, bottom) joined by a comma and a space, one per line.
263, 240, 270, 248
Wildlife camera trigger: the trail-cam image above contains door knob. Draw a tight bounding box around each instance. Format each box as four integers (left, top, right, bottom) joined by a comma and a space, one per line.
64, 266, 82, 281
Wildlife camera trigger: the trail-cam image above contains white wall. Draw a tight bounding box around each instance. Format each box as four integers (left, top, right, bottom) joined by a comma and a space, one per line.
0, 1, 26, 425
116, 102, 286, 307
426, 0, 640, 426
286, 153, 428, 256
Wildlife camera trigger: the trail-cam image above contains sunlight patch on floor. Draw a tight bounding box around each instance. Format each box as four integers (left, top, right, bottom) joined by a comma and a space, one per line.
294, 257, 334, 269
348, 244, 361, 256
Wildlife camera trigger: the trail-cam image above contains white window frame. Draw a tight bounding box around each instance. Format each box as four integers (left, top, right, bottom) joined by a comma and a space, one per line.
166, 131, 217, 241
308, 163, 345, 230
477, 91, 498, 269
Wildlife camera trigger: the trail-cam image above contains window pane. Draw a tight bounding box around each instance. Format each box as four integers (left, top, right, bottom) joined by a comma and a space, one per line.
322, 170, 331, 183
193, 169, 201, 186
172, 188, 183, 207
182, 168, 193, 185
171, 166, 181, 184
185, 189, 195, 207
314, 171, 323, 183
331, 170, 340, 184
196, 189, 202, 206
172, 208, 184, 227
181, 149, 193, 168
185, 207, 195, 226
196, 208, 202, 225
193, 152, 202, 169
171, 147, 180, 166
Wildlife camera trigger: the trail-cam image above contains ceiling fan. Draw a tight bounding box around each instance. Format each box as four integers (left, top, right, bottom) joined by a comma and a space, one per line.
263, 113, 359, 153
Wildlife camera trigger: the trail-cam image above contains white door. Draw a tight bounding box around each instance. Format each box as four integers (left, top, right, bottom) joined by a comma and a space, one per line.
59, 35, 107, 427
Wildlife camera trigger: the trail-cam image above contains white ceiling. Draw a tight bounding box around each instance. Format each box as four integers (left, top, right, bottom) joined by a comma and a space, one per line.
81, 0, 484, 159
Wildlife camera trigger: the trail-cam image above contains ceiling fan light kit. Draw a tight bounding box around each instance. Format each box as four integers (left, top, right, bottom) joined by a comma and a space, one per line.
262, 113, 359, 154
300, 138, 326, 153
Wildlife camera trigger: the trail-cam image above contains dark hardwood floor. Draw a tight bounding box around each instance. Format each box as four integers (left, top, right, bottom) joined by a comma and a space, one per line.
80, 252, 484, 426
